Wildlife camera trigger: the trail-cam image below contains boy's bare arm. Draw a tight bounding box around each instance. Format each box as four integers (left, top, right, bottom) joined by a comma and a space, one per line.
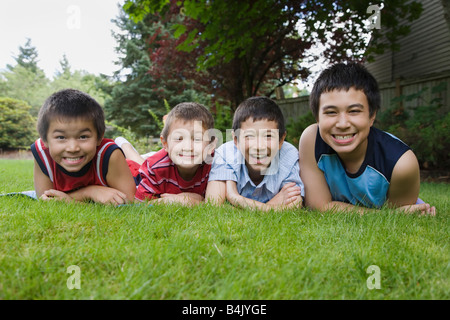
158, 192, 204, 206
225, 180, 268, 211
33, 159, 55, 198
225, 181, 300, 211
266, 182, 302, 208
388, 150, 436, 215
65, 185, 127, 205
66, 149, 136, 205
298, 124, 334, 210
205, 180, 227, 205
104, 148, 137, 202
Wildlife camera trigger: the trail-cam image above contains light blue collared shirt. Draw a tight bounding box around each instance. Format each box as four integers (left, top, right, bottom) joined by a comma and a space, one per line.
208, 141, 304, 203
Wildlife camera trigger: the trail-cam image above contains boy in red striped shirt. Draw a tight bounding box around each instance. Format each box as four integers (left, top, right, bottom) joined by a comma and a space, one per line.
122, 102, 216, 205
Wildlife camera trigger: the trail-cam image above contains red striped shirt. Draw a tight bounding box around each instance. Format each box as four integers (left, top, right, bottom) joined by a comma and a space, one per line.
135, 149, 211, 201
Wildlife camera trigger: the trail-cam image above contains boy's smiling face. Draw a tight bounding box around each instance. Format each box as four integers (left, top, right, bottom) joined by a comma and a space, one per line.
318, 87, 376, 168
234, 118, 285, 181
44, 117, 102, 172
162, 119, 212, 179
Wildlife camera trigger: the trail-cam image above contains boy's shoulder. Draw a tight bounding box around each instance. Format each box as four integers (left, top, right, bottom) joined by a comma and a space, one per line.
279, 141, 298, 158
371, 127, 409, 150
215, 140, 239, 159
143, 149, 171, 169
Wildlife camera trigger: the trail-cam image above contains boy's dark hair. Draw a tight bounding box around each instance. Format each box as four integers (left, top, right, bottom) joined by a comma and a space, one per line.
309, 63, 380, 120
161, 102, 214, 140
37, 89, 105, 142
232, 96, 286, 140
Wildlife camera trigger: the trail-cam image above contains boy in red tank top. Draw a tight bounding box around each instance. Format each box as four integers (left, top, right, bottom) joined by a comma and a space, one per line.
32, 89, 136, 205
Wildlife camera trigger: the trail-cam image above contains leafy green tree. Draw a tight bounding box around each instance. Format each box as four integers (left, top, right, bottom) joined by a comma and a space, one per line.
51, 67, 112, 108
0, 40, 50, 115
123, 0, 423, 107
0, 65, 50, 116
104, 6, 208, 138
0, 44, 113, 118
0, 97, 38, 149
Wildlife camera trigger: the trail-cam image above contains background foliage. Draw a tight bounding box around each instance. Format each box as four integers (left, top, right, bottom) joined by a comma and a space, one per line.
123, 0, 423, 108
1, 1, 448, 173
0, 97, 37, 149
0, 40, 114, 149
377, 83, 450, 171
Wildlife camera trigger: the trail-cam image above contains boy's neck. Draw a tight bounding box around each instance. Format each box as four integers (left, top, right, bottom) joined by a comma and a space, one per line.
338, 139, 369, 174
176, 165, 200, 182
247, 165, 265, 186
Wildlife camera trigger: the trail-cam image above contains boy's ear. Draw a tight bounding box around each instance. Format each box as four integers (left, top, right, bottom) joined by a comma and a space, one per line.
97, 133, 104, 146
208, 137, 218, 150
369, 112, 377, 127
279, 132, 287, 148
232, 131, 238, 147
161, 135, 169, 151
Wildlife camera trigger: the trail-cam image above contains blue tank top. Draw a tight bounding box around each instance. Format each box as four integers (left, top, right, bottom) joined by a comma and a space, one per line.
315, 127, 410, 208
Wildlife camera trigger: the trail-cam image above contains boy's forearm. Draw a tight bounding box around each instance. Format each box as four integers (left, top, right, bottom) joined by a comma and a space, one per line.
323, 201, 372, 214
160, 192, 205, 206
205, 181, 227, 205
68, 185, 129, 205
226, 192, 271, 211
68, 186, 96, 202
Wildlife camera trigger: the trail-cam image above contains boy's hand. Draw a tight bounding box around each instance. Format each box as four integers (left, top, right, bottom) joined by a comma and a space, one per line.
85, 186, 128, 206
399, 203, 437, 216
69, 185, 128, 206
40, 189, 73, 202
267, 182, 302, 207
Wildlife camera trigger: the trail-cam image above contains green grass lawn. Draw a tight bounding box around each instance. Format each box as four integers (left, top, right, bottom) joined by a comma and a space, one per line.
0, 159, 448, 300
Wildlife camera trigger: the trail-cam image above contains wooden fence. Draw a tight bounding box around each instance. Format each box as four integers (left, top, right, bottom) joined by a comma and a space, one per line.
276, 71, 450, 123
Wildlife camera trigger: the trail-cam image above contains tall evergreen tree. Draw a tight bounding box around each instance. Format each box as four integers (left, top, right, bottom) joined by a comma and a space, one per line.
55, 54, 72, 78
1, 39, 49, 115
12, 38, 40, 74
104, 6, 207, 137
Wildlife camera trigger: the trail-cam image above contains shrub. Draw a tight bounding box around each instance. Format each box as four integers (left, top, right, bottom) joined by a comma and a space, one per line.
212, 102, 233, 144
377, 83, 450, 170
104, 121, 162, 154
285, 111, 316, 146
0, 97, 38, 149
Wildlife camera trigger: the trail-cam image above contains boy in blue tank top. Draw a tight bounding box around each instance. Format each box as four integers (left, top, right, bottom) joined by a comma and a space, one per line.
298, 63, 436, 215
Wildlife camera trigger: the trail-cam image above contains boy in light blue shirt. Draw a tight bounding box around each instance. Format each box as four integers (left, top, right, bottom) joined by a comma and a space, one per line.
206, 96, 304, 211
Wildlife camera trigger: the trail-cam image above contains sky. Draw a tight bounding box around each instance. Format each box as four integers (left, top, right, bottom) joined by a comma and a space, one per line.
0, 0, 124, 79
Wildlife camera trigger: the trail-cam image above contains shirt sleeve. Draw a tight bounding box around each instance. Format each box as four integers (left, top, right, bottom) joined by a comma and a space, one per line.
134, 160, 162, 201
278, 143, 305, 197
281, 159, 305, 197
208, 143, 239, 182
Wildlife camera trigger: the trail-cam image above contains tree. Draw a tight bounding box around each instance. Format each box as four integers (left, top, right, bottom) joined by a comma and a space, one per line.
104, 6, 208, 137
55, 54, 72, 79
0, 97, 38, 149
0, 44, 113, 117
12, 38, 40, 74
0, 39, 50, 115
0, 65, 50, 116
123, 0, 423, 108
